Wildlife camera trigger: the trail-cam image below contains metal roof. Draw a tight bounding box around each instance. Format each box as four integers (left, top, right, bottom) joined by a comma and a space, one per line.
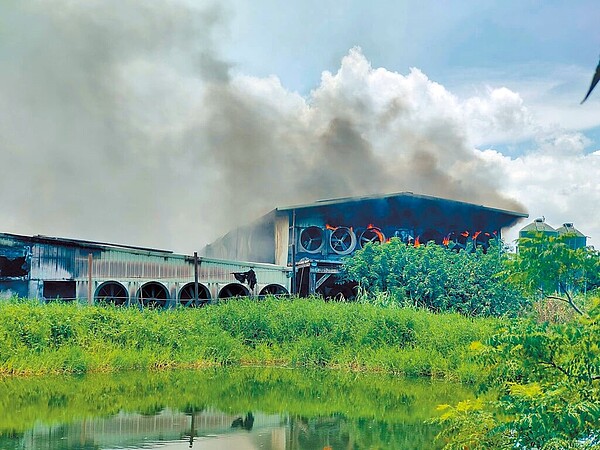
556, 223, 587, 237
0, 232, 290, 271
276, 191, 528, 218
0, 232, 174, 255
519, 219, 558, 234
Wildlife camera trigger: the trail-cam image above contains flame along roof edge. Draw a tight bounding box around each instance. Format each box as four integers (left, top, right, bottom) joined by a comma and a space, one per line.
276, 191, 529, 218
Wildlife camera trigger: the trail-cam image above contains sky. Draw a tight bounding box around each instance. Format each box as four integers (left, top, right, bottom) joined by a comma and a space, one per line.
0, 0, 599, 252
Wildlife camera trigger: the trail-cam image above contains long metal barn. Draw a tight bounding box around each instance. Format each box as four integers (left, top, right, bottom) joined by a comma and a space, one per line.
202, 191, 528, 298
0, 233, 290, 306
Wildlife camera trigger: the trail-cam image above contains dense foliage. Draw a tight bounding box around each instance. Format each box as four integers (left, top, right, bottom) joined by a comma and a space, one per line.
506, 233, 600, 315
435, 299, 600, 449
0, 297, 497, 379
342, 238, 527, 316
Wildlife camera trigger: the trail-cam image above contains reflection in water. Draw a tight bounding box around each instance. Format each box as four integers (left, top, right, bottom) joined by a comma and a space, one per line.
0, 368, 479, 449
231, 412, 255, 430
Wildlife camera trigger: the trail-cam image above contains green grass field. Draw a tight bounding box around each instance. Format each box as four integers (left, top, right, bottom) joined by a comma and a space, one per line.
0, 297, 499, 380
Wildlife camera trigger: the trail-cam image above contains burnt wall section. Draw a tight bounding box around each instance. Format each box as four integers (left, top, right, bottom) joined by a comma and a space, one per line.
0, 238, 32, 298
0, 233, 290, 304
288, 193, 527, 263
0, 255, 29, 278
0, 239, 31, 279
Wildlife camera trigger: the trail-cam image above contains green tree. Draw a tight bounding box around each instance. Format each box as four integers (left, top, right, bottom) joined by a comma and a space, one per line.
435, 300, 600, 449
506, 233, 600, 315
342, 238, 526, 317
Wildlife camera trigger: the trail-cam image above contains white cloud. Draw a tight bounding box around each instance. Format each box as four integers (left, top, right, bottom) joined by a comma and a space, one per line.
462, 87, 536, 146
479, 138, 600, 248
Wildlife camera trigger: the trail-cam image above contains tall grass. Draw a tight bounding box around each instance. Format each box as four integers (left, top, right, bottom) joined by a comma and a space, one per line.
0, 297, 499, 380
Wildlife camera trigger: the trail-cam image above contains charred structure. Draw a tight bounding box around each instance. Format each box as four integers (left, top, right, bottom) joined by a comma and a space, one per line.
203, 192, 528, 298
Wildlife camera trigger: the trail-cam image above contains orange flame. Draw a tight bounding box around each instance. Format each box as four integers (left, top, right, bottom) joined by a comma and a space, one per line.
442, 235, 450, 246
325, 224, 337, 230
473, 231, 481, 239
414, 236, 421, 247
461, 231, 469, 238
365, 224, 384, 242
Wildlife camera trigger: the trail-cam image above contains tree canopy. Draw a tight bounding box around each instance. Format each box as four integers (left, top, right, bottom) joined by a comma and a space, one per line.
342, 238, 527, 317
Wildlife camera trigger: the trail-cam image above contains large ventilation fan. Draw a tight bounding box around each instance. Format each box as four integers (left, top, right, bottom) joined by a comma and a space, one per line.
359, 227, 385, 248
329, 227, 356, 255
299, 226, 325, 253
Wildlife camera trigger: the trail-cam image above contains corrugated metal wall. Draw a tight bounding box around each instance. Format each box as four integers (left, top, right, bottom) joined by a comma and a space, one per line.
0, 233, 291, 303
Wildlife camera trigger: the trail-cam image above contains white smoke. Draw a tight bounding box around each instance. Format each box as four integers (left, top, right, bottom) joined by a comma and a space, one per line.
0, 1, 597, 252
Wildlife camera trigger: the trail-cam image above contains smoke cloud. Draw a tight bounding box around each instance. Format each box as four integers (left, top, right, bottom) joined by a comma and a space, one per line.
0, 0, 528, 252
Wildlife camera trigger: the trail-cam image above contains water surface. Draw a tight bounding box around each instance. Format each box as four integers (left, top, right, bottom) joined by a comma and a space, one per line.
0, 367, 477, 449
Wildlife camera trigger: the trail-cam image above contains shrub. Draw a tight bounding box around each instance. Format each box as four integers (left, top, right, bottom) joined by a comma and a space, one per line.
343, 239, 528, 317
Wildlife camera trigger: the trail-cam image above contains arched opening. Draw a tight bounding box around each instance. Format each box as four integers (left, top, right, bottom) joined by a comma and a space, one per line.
95, 281, 128, 306
137, 282, 169, 308
452, 231, 471, 251
178, 282, 211, 307
218, 283, 250, 299
258, 284, 289, 297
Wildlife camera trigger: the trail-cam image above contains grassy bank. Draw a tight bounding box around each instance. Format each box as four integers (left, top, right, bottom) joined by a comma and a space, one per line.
0, 297, 499, 380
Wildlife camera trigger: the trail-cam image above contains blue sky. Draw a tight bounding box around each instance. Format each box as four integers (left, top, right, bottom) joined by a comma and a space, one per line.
0, 0, 598, 250
224, 1, 599, 96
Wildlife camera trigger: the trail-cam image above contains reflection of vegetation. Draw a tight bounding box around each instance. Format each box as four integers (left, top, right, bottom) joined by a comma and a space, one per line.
0, 299, 497, 380
0, 368, 477, 440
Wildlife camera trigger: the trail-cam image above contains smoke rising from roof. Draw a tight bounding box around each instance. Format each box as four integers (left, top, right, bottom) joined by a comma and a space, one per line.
0, 1, 526, 252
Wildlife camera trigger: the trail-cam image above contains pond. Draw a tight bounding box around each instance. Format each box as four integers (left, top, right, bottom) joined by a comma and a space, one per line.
0, 367, 478, 449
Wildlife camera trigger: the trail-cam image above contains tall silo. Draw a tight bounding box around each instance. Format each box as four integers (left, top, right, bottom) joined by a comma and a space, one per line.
556, 223, 587, 249
519, 217, 558, 239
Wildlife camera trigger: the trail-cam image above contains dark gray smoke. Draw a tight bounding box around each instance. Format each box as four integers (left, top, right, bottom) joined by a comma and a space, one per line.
0, 0, 524, 252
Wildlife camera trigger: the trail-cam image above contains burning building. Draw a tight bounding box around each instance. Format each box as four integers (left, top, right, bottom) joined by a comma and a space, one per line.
202, 192, 528, 298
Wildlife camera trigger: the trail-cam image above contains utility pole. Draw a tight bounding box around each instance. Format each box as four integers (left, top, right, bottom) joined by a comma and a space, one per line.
291, 209, 297, 295
194, 252, 199, 306
87, 253, 93, 305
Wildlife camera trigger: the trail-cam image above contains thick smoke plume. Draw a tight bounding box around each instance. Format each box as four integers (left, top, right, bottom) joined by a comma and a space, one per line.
0, 0, 525, 252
